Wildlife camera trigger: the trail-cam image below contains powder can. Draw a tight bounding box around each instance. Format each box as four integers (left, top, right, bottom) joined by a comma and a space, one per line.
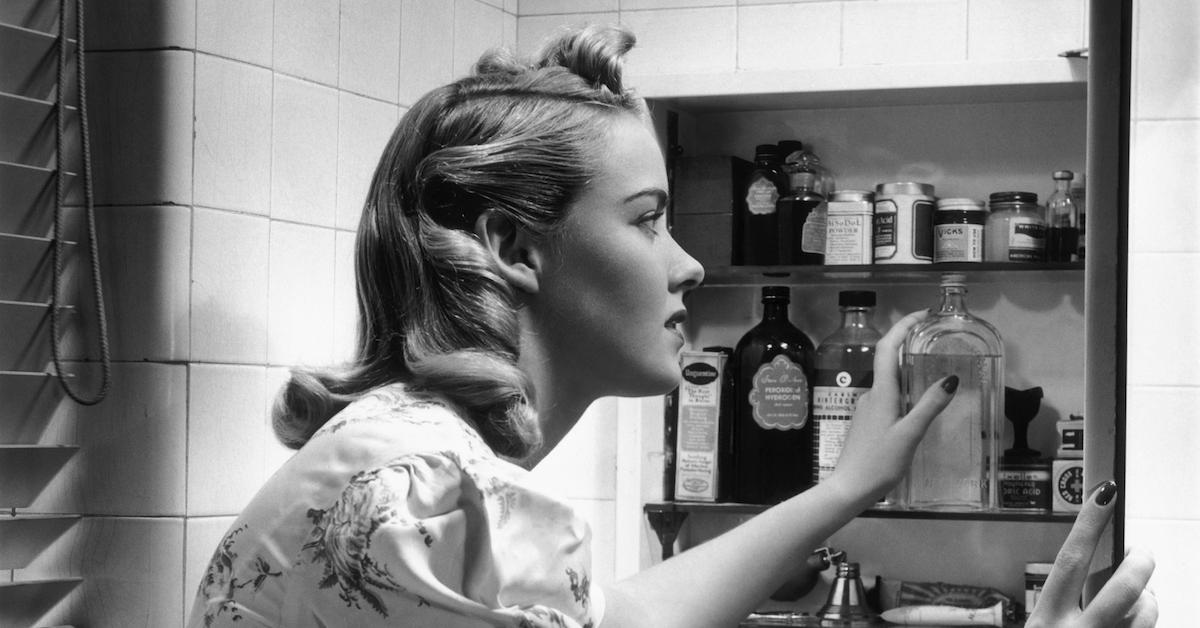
933, 198, 986, 263
873, 182, 934, 264
998, 460, 1051, 511
824, 190, 875, 265
674, 350, 729, 502
1024, 563, 1054, 619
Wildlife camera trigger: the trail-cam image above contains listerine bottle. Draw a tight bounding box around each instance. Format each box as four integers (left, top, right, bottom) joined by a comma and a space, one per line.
812, 291, 881, 484
731, 286, 816, 504
901, 274, 1004, 510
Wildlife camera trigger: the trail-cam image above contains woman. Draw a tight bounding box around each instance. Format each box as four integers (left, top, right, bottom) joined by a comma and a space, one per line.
188, 25, 1155, 628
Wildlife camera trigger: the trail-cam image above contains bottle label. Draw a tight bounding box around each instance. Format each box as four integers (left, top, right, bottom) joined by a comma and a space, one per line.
745, 175, 780, 216
800, 206, 827, 254
873, 201, 897, 259
934, 223, 984, 262
813, 368, 872, 481
749, 355, 810, 430
1007, 219, 1046, 261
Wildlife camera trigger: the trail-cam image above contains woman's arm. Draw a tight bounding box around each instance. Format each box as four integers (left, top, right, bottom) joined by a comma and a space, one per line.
602, 310, 957, 628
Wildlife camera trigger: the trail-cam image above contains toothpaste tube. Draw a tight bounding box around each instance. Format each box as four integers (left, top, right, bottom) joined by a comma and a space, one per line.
880, 601, 1004, 626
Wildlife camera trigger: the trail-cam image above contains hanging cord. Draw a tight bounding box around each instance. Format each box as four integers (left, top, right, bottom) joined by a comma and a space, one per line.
51, 0, 111, 405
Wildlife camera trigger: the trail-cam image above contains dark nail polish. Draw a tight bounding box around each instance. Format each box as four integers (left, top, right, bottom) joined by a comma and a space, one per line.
1094, 480, 1118, 506
941, 375, 959, 394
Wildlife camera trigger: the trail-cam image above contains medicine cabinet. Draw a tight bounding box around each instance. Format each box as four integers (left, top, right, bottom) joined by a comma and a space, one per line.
636, 1, 1126, 615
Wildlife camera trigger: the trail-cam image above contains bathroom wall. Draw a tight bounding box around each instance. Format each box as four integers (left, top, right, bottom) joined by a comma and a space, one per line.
1124, 1, 1200, 627
15, 0, 546, 625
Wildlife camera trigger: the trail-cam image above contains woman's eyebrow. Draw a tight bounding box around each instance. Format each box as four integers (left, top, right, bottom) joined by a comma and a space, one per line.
623, 188, 668, 208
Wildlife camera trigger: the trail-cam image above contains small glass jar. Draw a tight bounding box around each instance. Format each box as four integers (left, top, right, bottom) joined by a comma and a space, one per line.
1024, 562, 1054, 618
985, 191, 1046, 262
934, 198, 987, 263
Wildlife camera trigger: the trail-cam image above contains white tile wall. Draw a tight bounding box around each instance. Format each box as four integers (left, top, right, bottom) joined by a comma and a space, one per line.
339, 0, 403, 101
273, 0, 340, 85
191, 208, 271, 364
333, 230, 359, 364
399, 0, 456, 106
623, 0, 731, 10
967, 0, 1085, 61
87, 51, 195, 207
1126, 1, 1200, 624
271, 75, 340, 226
196, 0, 274, 66
193, 55, 273, 215
335, 92, 400, 231
454, 0, 510, 78
842, 0, 967, 66
620, 7, 737, 75
183, 515, 239, 623
737, 2, 841, 71
517, 12, 621, 56
187, 364, 271, 516
522, 0, 620, 15
267, 221, 337, 367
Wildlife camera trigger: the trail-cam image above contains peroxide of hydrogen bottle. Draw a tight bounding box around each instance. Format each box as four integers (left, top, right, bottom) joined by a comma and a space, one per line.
731, 286, 816, 504
901, 274, 1004, 510
812, 290, 881, 484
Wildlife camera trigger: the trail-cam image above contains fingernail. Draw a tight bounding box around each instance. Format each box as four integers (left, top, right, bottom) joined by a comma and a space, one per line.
1093, 480, 1118, 506
941, 375, 959, 394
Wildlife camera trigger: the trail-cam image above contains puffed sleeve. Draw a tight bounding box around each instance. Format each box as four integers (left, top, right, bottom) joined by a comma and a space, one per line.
287, 449, 604, 628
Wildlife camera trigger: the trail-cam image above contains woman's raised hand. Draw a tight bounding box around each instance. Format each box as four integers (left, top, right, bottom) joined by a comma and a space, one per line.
1027, 481, 1157, 627
825, 310, 958, 508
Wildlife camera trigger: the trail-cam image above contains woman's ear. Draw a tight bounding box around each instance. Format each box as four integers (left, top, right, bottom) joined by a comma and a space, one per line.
474, 211, 542, 295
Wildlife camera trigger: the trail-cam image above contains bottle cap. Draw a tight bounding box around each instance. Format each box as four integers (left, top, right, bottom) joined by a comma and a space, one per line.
762, 286, 790, 302
754, 144, 780, 163
876, 182, 935, 197
940, 273, 967, 287
1053, 170, 1074, 181
839, 290, 876, 307
936, 197, 985, 211
777, 139, 805, 162
989, 191, 1038, 205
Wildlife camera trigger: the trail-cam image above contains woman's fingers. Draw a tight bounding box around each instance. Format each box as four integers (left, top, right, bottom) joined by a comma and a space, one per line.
872, 310, 929, 385
1082, 548, 1156, 626
1035, 480, 1120, 617
894, 374, 958, 444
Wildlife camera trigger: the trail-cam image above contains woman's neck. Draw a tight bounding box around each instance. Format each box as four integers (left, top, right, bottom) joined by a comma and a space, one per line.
516, 321, 595, 470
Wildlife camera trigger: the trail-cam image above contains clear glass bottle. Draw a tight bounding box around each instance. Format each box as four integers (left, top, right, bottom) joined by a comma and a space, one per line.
1045, 170, 1079, 262
901, 274, 1004, 510
732, 286, 817, 504
813, 291, 881, 484
740, 144, 788, 266
1071, 173, 1086, 260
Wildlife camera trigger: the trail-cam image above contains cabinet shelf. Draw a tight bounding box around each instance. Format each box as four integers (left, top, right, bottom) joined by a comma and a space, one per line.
699, 262, 1084, 287
644, 501, 1076, 523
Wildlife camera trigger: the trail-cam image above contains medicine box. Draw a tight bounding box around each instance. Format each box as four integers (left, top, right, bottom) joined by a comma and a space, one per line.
1056, 418, 1084, 459
1051, 459, 1084, 513
674, 350, 728, 502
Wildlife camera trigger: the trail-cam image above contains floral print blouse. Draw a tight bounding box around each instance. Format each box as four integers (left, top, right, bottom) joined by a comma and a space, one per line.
186, 384, 603, 628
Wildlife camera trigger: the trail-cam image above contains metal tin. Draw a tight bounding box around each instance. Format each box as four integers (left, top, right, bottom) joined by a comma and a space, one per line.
873, 182, 934, 264
934, 197, 986, 263
824, 190, 875, 265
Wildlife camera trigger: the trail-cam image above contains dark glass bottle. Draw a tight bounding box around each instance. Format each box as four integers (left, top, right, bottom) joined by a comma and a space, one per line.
777, 167, 826, 265
740, 144, 788, 266
1045, 169, 1079, 262
703, 345, 737, 502
732, 286, 817, 504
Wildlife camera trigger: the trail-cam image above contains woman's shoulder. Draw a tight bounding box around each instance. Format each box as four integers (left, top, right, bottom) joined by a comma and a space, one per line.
307, 383, 494, 460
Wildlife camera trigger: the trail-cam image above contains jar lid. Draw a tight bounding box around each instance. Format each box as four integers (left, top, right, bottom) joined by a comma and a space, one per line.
876, 182, 935, 197
762, 286, 790, 301
1025, 562, 1055, 575
754, 144, 780, 162
936, 197, 985, 211
989, 191, 1038, 205
830, 189, 874, 203
839, 290, 876, 307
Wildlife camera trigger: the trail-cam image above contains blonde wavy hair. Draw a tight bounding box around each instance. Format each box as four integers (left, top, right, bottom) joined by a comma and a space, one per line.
272, 24, 648, 461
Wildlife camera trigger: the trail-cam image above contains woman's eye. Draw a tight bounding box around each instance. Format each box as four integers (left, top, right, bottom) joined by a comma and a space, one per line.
639, 210, 666, 235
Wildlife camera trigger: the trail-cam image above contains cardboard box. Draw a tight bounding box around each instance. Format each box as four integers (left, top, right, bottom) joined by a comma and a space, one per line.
671, 155, 752, 267
1056, 418, 1084, 459
1051, 459, 1084, 513
674, 350, 728, 502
